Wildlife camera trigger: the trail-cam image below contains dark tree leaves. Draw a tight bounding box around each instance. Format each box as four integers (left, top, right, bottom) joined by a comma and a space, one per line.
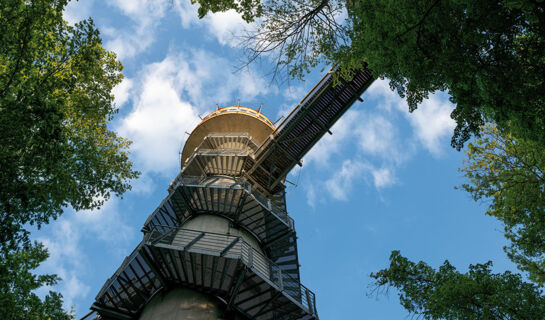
0, 242, 73, 320
192, 0, 545, 150
372, 251, 545, 320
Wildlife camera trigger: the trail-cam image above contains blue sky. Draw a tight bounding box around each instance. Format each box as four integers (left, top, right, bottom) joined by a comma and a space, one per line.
33, 1, 516, 319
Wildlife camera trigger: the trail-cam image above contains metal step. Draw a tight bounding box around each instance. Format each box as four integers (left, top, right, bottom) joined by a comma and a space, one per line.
91, 228, 317, 320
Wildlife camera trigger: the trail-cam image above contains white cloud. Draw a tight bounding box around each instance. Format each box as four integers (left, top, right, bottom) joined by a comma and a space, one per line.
173, 0, 200, 28
402, 96, 455, 156
325, 159, 369, 201
302, 78, 456, 203
109, 0, 167, 20
102, 0, 169, 59
204, 10, 249, 47
63, 0, 95, 25
323, 159, 396, 201
117, 50, 271, 176
370, 166, 396, 189
355, 114, 396, 157
73, 198, 135, 246
367, 79, 455, 156
305, 181, 317, 208
304, 110, 361, 167
36, 221, 87, 310
117, 57, 200, 176
100, 1, 251, 59
112, 77, 133, 108
283, 85, 310, 102
172, 3, 251, 47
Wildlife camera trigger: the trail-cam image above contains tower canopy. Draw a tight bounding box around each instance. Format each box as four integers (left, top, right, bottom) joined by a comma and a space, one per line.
181, 106, 275, 168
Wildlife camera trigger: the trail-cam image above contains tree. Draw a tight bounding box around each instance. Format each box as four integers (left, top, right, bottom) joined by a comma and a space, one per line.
459, 124, 545, 286
1, 0, 139, 316
193, 0, 545, 150
0, 242, 73, 320
371, 251, 545, 320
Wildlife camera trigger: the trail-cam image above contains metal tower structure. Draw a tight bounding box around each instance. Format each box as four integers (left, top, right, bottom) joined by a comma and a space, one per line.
83, 66, 373, 320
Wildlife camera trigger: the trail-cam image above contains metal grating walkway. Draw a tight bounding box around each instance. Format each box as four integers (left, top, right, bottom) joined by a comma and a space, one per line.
246, 66, 374, 194
91, 228, 317, 320
143, 175, 301, 283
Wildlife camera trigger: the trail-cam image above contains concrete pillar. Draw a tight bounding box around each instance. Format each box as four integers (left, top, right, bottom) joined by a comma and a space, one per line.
139, 288, 225, 320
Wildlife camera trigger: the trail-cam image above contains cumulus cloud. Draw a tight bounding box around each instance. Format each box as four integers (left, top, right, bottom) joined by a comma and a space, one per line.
367, 79, 455, 156
303, 110, 361, 167
355, 114, 396, 157
63, 0, 95, 25
102, 0, 170, 59
172, 3, 251, 47
204, 10, 249, 47
173, 0, 200, 28
325, 159, 369, 201
370, 166, 396, 189
86, 0, 257, 63
116, 50, 271, 177
117, 57, 200, 176
301, 78, 455, 204
324, 159, 396, 201
101, 0, 251, 59
112, 77, 134, 108
402, 96, 455, 155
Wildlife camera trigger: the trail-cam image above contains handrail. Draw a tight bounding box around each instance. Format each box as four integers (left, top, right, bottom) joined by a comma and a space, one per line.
169, 175, 293, 228
148, 225, 316, 315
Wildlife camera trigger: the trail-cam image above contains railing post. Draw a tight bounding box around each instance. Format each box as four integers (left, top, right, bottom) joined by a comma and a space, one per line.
277, 268, 283, 291
313, 292, 317, 316
305, 288, 313, 314
267, 199, 272, 211
248, 245, 253, 268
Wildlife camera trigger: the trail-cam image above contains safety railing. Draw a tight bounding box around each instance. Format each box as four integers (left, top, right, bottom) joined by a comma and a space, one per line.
148, 226, 316, 315
168, 175, 294, 229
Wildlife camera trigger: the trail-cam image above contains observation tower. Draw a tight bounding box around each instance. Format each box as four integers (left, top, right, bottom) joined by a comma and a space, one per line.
83, 66, 373, 320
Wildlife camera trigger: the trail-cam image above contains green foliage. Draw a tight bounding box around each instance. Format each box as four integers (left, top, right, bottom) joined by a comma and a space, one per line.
372, 251, 545, 319
190, 0, 263, 22
1, 0, 139, 317
459, 125, 545, 285
0, 0, 139, 246
339, 0, 545, 150
192, 0, 545, 150
0, 242, 74, 320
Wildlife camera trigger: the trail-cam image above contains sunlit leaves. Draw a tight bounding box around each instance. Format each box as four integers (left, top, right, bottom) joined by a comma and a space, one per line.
191, 0, 264, 22
459, 124, 545, 285
0, 0, 139, 243
1, 0, 139, 317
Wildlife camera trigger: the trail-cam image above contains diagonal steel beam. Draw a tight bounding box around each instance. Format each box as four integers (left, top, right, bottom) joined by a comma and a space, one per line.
183, 232, 205, 250
227, 267, 247, 310
221, 237, 240, 256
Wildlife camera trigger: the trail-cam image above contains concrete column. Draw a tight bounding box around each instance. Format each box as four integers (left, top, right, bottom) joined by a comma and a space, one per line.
139, 288, 226, 320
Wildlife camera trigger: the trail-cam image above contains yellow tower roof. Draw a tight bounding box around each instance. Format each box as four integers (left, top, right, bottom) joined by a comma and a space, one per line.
181, 106, 275, 167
